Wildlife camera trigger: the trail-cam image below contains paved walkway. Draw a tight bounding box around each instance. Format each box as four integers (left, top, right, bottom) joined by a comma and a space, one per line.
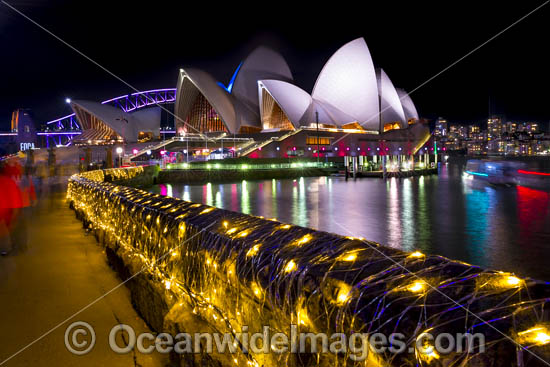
0, 186, 167, 366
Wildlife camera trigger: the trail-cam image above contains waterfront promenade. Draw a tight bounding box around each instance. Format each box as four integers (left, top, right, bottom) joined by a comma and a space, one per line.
0, 182, 165, 367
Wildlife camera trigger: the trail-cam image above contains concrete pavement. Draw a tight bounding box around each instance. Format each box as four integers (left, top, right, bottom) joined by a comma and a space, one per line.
0, 186, 168, 366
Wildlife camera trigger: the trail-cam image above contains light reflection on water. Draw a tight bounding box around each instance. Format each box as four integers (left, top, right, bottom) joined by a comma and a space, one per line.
153, 164, 550, 280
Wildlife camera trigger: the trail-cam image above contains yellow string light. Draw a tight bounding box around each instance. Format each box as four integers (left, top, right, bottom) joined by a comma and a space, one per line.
517, 325, 550, 346
200, 207, 214, 215
293, 234, 313, 246
67, 166, 548, 367
284, 260, 297, 273
406, 280, 427, 293
408, 251, 424, 259
246, 244, 261, 257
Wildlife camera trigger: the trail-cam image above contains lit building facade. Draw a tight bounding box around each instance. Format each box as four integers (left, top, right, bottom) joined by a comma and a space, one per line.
434, 118, 448, 137
487, 117, 503, 139
174, 38, 420, 135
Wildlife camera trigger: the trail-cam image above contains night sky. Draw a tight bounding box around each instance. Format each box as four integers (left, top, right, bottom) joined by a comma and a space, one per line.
1, 1, 549, 130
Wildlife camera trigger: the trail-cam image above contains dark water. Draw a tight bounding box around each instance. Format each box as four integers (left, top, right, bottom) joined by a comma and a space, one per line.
150, 163, 550, 281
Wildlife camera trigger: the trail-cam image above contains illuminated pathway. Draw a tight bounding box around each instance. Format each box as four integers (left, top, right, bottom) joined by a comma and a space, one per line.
0, 189, 164, 367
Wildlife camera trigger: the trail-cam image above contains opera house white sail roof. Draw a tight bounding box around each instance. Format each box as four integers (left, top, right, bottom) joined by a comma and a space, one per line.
175, 38, 420, 134
70, 100, 160, 143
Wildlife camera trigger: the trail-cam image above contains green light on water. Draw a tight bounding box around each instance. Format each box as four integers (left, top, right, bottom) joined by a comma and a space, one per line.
241, 180, 250, 214
206, 182, 213, 206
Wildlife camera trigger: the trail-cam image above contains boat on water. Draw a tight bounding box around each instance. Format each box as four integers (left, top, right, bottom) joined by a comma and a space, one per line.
464, 159, 550, 189
464, 159, 522, 185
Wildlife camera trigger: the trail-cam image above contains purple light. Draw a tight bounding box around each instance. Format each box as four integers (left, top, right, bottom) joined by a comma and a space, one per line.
385, 147, 389, 151
101, 94, 129, 104
45, 88, 177, 127
160, 150, 167, 156
112, 88, 177, 113
45, 113, 76, 125
346, 147, 350, 151
130, 88, 176, 96
367, 147, 371, 151
37, 132, 82, 136
132, 149, 138, 155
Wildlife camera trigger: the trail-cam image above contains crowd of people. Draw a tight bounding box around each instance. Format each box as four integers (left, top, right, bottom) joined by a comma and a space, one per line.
0, 158, 35, 255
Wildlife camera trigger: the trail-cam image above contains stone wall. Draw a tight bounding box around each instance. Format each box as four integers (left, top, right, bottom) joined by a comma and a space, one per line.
67, 167, 550, 366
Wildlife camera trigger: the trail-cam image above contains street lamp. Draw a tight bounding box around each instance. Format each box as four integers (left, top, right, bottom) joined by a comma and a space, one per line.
116, 146, 123, 167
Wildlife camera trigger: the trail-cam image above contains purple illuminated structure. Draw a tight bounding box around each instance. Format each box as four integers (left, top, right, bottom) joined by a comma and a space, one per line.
38, 132, 82, 148
101, 88, 176, 113
45, 88, 176, 128
45, 113, 80, 130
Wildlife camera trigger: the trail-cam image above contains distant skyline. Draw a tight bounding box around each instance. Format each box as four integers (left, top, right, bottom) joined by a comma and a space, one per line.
1, 1, 549, 129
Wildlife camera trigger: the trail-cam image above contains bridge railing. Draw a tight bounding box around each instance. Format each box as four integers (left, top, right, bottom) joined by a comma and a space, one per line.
67, 167, 550, 366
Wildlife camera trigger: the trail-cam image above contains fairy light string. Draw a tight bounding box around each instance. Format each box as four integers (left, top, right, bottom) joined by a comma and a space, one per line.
67, 167, 550, 366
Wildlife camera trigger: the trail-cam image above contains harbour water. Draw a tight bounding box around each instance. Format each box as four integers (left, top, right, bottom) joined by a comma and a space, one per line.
151, 163, 550, 281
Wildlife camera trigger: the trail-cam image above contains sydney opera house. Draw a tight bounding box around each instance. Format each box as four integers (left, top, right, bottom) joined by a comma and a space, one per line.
175, 38, 420, 135
40, 37, 430, 159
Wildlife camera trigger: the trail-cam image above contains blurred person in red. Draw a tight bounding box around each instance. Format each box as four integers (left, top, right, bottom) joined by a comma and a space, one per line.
0, 161, 24, 255
12, 171, 36, 253
4, 158, 22, 181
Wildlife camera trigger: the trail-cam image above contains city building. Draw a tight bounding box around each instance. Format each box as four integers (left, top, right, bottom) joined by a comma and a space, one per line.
505, 121, 517, 134
434, 118, 448, 137
435, 116, 549, 157
487, 116, 503, 139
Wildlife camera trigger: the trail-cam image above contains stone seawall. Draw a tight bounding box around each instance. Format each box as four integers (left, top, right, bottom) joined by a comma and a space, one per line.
67, 167, 550, 366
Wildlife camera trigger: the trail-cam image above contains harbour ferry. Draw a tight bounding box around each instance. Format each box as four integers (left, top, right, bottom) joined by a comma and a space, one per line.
464, 159, 550, 189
